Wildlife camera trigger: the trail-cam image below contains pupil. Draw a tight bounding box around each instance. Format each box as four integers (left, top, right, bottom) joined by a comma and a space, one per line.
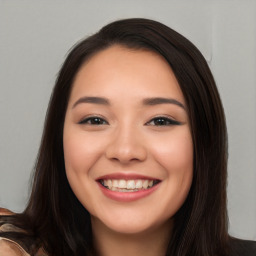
92, 118, 102, 124
155, 118, 165, 125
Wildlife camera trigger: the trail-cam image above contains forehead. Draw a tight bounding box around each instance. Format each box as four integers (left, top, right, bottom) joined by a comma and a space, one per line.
69, 45, 185, 106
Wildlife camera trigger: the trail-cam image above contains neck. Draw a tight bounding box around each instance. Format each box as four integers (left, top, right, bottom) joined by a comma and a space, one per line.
91, 217, 173, 256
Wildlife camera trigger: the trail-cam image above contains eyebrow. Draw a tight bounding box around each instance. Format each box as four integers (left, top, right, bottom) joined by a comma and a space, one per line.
72, 96, 185, 110
72, 97, 110, 108
143, 97, 186, 109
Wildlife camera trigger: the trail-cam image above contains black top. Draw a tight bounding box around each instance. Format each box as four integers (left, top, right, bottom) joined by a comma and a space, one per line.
230, 238, 256, 256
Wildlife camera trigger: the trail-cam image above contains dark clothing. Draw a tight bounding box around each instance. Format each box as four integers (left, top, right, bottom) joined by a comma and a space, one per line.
230, 238, 256, 256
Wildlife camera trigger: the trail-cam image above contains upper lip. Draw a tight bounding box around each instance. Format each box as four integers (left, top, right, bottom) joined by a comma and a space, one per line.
96, 173, 161, 181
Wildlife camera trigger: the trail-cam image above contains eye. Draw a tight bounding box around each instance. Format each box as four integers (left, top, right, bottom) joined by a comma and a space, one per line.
78, 116, 108, 125
146, 116, 181, 126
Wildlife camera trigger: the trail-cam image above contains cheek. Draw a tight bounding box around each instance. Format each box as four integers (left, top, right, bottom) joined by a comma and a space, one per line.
63, 129, 104, 174
63, 129, 104, 214
150, 129, 193, 208
152, 129, 193, 173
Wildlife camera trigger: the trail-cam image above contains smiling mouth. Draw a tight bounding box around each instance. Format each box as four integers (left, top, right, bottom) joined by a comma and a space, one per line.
98, 179, 161, 192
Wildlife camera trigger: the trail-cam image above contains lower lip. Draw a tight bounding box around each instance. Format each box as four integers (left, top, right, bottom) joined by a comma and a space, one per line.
97, 182, 161, 202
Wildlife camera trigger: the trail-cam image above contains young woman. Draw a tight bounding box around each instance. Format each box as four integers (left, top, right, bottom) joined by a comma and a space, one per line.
0, 18, 255, 256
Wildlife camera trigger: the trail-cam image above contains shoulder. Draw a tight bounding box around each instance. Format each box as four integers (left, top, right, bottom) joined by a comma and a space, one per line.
0, 207, 14, 216
0, 238, 47, 256
0, 238, 29, 256
230, 237, 256, 256
0, 208, 24, 234
0, 208, 48, 256
0, 208, 29, 255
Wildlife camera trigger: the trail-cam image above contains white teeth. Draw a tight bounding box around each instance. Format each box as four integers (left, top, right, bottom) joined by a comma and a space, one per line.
101, 179, 157, 192
107, 179, 112, 189
112, 180, 119, 187
118, 179, 126, 188
142, 180, 149, 189
127, 180, 135, 189
135, 180, 142, 189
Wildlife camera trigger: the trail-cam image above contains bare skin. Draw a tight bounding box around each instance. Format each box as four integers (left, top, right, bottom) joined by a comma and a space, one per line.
92, 217, 173, 256
63, 45, 193, 255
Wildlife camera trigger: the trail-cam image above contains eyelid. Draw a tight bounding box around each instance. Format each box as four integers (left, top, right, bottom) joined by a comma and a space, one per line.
77, 114, 181, 126
78, 115, 109, 125
145, 115, 182, 126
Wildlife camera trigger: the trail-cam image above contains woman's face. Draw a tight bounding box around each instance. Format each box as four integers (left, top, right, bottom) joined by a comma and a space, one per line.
63, 45, 193, 235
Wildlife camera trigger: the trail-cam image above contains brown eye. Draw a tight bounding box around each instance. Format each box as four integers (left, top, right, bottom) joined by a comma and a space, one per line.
79, 116, 108, 125
146, 117, 181, 126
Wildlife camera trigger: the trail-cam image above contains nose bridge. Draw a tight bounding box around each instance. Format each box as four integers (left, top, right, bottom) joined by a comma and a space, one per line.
105, 121, 147, 163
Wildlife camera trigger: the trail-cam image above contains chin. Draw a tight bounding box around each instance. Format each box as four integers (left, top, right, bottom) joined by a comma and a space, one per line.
109, 221, 152, 234
91, 208, 172, 236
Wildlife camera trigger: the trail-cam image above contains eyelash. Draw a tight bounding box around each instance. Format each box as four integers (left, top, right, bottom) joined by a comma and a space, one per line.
146, 116, 181, 126
79, 116, 108, 125
78, 116, 181, 126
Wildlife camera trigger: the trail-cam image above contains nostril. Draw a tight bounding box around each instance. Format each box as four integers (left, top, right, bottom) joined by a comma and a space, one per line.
105, 143, 147, 163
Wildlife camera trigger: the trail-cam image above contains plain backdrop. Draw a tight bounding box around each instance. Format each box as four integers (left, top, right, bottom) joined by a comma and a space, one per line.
0, 0, 255, 240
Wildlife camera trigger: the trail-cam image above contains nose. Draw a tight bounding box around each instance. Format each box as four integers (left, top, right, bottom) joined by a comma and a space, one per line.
105, 126, 147, 164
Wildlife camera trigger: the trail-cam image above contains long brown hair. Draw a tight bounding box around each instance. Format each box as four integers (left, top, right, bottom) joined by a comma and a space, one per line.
1, 18, 229, 255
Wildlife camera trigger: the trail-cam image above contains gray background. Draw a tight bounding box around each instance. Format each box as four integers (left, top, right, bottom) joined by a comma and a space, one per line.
0, 0, 255, 240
